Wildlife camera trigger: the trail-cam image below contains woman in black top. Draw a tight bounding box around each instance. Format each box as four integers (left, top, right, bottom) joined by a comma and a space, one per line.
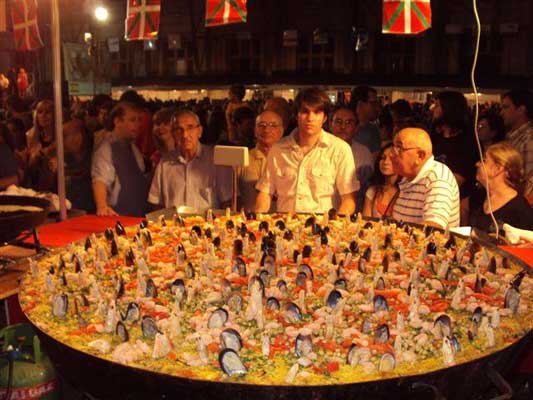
470, 142, 533, 232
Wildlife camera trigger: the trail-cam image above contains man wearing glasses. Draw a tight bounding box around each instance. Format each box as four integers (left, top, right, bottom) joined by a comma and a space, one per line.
148, 110, 232, 210
255, 87, 357, 215
238, 110, 284, 211
391, 127, 460, 228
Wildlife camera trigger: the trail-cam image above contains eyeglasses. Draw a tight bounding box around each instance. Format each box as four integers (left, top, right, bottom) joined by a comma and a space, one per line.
332, 118, 356, 127
256, 122, 281, 129
175, 124, 200, 134
392, 144, 420, 155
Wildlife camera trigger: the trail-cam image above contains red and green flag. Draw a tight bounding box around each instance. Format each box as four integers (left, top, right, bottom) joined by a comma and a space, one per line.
125, 0, 160, 41
10, 0, 43, 51
205, 0, 247, 27
382, 0, 432, 35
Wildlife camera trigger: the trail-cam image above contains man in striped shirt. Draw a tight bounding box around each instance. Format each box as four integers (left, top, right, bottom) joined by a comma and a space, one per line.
391, 128, 460, 228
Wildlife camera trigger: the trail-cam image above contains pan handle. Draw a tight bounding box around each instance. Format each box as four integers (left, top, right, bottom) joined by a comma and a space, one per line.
486, 366, 513, 400
410, 381, 446, 400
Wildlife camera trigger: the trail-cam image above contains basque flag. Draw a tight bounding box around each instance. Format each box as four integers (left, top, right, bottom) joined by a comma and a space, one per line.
125, 0, 160, 41
10, 0, 43, 51
382, 0, 432, 35
205, 0, 247, 27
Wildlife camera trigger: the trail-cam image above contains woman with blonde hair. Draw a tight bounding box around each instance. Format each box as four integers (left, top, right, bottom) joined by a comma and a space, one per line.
469, 142, 533, 232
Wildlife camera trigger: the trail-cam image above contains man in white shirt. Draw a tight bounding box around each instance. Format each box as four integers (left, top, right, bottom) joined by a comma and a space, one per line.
255, 87, 357, 214
391, 127, 460, 228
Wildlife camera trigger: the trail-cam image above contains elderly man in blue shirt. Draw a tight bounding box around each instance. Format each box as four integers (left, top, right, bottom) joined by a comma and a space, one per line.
148, 110, 232, 211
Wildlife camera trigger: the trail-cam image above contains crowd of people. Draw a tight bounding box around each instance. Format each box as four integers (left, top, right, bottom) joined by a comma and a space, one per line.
0, 84, 531, 235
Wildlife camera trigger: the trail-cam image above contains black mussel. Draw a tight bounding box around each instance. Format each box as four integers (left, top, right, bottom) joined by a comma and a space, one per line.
311, 223, 322, 236
469, 250, 476, 265
220, 328, 243, 352
232, 257, 247, 277
361, 247, 371, 262
170, 279, 186, 297
219, 349, 247, 376
379, 352, 396, 372
237, 223, 247, 237
84, 237, 92, 250
115, 221, 126, 236
258, 220, 269, 232
226, 220, 235, 231
350, 213, 357, 222
382, 217, 391, 226
141, 316, 160, 338
222, 279, 232, 296
349, 240, 359, 254
52, 293, 68, 317
59, 272, 67, 286
283, 229, 293, 241
298, 264, 314, 280
110, 239, 119, 257
277, 280, 288, 296
382, 255, 390, 273
488, 257, 497, 274
334, 278, 347, 291
295, 272, 307, 288
227, 292, 243, 313
474, 275, 486, 293
125, 248, 135, 266
248, 231, 256, 243
173, 215, 184, 227
208, 308, 229, 329
191, 225, 202, 237
407, 283, 412, 296
302, 245, 312, 258
293, 250, 300, 263
504, 287, 520, 315
383, 234, 393, 249
397, 220, 405, 229
145, 278, 158, 298
266, 297, 281, 311
358, 257, 367, 274
304, 216, 315, 228
373, 294, 389, 312
363, 221, 373, 230
185, 262, 195, 279
426, 241, 437, 256
403, 224, 410, 233
337, 260, 345, 277
450, 335, 461, 353
275, 220, 286, 231
213, 236, 221, 248
472, 306, 482, 325
245, 211, 256, 221
261, 236, 276, 253
347, 343, 359, 366
323, 226, 330, 234
263, 255, 276, 276
502, 257, 510, 269
374, 324, 390, 344
115, 276, 125, 298
140, 219, 149, 229
59, 257, 66, 271
248, 275, 265, 296
295, 333, 313, 357
468, 307, 482, 341
116, 321, 129, 342
434, 314, 452, 338
358, 230, 365, 239
233, 239, 243, 256
320, 233, 328, 245
376, 277, 386, 290
80, 293, 90, 307
327, 289, 342, 309
104, 228, 114, 241
444, 235, 456, 250
392, 250, 401, 261
284, 302, 302, 323
328, 208, 337, 220
424, 225, 435, 237
123, 302, 140, 322
430, 259, 437, 275
204, 228, 213, 239
332, 253, 338, 265
510, 270, 526, 290
176, 243, 187, 260
361, 319, 372, 334
259, 270, 271, 287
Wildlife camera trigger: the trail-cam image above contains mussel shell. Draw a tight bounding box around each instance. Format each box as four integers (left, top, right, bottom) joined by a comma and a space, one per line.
358, 257, 367, 274
361, 319, 372, 334
219, 348, 247, 376
116, 321, 129, 342
326, 289, 342, 309
320, 233, 328, 245
349, 240, 359, 254
488, 257, 497, 274
375, 277, 386, 290
361, 247, 371, 262
170, 279, 186, 297
259, 270, 271, 287
275, 220, 286, 231
115, 276, 125, 298
304, 216, 315, 227
191, 225, 202, 237
424, 225, 435, 237
208, 308, 229, 329
141, 316, 160, 338
84, 237, 92, 250
220, 328, 243, 352
104, 228, 114, 241
373, 294, 389, 312
110, 239, 119, 257
292, 250, 300, 263
383, 234, 392, 249
125, 248, 135, 266
212, 236, 221, 248
374, 324, 390, 344
115, 221, 126, 236
328, 208, 337, 220
298, 264, 314, 280
504, 287, 520, 314
245, 211, 256, 221
382, 255, 389, 273
227, 292, 243, 313
302, 245, 312, 258
334, 278, 347, 291
472, 306, 482, 325
346, 343, 359, 366
277, 280, 288, 295
434, 314, 452, 338
266, 297, 281, 311
123, 302, 140, 322
283, 230, 293, 241
426, 241, 437, 256
185, 262, 195, 279
140, 219, 149, 229
248, 231, 256, 243
237, 223, 247, 237
379, 352, 396, 372
52, 293, 68, 317
295, 272, 308, 288
295, 333, 313, 357
284, 302, 302, 323
233, 239, 243, 256
510, 270, 526, 290
444, 235, 456, 250
450, 335, 461, 353
258, 220, 269, 232
363, 221, 373, 229
145, 278, 158, 298
233, 257, 247, 277
248, 275, 265, 296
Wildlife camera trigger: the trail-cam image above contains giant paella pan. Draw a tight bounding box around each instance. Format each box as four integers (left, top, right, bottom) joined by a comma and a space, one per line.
18, 211, 533, 399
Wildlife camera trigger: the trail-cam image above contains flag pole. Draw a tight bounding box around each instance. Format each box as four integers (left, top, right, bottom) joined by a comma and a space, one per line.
50, 0, 67, 221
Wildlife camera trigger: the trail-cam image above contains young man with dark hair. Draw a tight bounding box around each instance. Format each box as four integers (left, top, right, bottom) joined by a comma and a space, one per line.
255, 87, 357, 215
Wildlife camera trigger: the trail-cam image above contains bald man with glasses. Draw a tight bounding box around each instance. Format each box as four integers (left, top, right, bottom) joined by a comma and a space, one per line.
391, 128, 460, 229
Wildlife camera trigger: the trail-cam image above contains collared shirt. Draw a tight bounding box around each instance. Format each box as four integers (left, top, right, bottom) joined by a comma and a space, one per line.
506, 121, 533, 178
238, 147, 267, 211
392, 156, 460, 228
91, 132, 145, 208
148, 144, 232, 210
256, 129, 358, 213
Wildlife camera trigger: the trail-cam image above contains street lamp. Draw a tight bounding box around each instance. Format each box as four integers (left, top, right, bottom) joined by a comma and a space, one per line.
94, 6, 109, 22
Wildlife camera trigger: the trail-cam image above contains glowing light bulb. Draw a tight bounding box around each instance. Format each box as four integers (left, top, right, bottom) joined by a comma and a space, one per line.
94, 6, 109, 22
